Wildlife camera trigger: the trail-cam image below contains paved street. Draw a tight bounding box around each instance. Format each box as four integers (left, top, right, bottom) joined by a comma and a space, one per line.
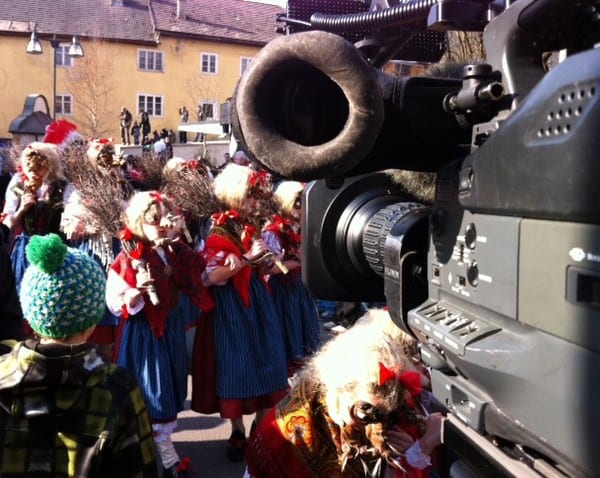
171, 376, 254, 478
172, 318, 337, 477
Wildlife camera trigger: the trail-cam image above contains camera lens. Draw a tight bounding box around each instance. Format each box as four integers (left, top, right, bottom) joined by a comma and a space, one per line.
363, 202, 429, 276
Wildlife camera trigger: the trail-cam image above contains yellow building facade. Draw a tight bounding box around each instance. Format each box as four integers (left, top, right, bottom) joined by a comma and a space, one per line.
0, 0, 282, 144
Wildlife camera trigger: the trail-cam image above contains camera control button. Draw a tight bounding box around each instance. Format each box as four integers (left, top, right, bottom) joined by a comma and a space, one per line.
467, 262, 479, 286
465, 223, 477, 249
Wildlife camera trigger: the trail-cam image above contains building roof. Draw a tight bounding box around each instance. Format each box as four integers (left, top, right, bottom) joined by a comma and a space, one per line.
8, 95, 52, 135
0, 0, 283, 46
152, 0, 283, 45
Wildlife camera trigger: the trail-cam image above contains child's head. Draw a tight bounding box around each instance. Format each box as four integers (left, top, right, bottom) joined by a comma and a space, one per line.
232, 150, 250, 166
20, 233, 106, 340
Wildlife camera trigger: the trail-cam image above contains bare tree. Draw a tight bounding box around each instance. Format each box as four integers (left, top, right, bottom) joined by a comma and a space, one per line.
444, 31, 486, 63
66, 37, 117, 138
384, 31, 486, 78
185, 74, 223, 120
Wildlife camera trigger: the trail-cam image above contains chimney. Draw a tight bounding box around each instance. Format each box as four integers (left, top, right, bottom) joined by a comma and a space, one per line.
177, 0, 186, 19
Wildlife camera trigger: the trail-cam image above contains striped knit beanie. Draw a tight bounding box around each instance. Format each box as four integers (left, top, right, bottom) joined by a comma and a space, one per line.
20, 233, 106, 339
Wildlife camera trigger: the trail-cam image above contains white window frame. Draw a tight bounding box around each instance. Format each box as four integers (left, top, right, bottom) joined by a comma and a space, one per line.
240, 56, 253, 77
137, 94, 164, 117
138, 49, 164, 72
56, 44, 74, 67
55, 94, 73, 115
200, 52, 218, 75
198, 100, 218, 121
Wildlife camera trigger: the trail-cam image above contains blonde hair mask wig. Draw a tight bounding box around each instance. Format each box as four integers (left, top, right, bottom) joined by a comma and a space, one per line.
212, 163, 252, 210
303, 308, 416, 426
273, 180, 304, 217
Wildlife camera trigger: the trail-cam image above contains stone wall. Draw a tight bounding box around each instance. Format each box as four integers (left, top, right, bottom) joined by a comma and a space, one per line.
116, 139, 232, 168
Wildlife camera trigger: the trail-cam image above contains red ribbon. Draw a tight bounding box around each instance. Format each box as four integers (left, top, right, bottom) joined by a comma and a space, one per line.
272, 214, 287, 230
378, 362, 422, 396
130, 242, 144, 260
211, 209, 239, 226
118, 227, 133, 241
149, 190, 163, 203
118, 228, 144, 260
176, 457, 191, 472
249, 170, 270, 187
241, 224, 255, 250
248, 171, 272, 199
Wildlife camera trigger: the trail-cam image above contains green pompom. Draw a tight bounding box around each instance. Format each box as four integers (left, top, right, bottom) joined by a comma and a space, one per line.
26, 233, 68, 274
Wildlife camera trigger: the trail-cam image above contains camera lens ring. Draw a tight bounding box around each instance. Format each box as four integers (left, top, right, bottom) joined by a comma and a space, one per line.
363, 202, 430, 276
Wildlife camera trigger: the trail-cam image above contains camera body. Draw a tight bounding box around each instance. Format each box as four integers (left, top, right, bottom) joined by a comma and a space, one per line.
231, 0, 600, 476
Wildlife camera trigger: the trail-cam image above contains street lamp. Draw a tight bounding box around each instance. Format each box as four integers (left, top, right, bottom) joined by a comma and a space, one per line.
26, 30, 84, 119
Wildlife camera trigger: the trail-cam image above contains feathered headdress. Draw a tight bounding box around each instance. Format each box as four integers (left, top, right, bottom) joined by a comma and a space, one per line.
43, 119, 84, 151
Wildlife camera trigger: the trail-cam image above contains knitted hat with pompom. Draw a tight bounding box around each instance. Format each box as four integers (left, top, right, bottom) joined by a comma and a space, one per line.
19, 233, 106, 339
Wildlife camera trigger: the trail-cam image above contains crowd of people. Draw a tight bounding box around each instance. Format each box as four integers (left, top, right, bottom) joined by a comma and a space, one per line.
119, 105, 209, 149
0, 119, 446, 477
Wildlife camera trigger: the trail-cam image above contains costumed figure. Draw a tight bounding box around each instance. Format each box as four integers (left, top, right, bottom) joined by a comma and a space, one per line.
160, 157, 221, 363
191, 162, 289, 462
86, 138, 134, 198
61, 132, 136, 361
105, 190, 214, 478
0, 141, 73, 293
60, 189, 121, 361
244, 308, 445, 478
161, 156, 220, 251
262, 180, 321, 375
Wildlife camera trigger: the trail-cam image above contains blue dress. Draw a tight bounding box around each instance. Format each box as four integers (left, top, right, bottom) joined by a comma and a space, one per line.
114, 299, 191, 420
268, 270, 321, 364
211, 271, 288, 399
108, 242, 210, 422
262, 227, 321, 367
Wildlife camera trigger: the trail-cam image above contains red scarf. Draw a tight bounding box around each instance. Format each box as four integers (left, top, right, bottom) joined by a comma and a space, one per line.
204, 233, 253, 307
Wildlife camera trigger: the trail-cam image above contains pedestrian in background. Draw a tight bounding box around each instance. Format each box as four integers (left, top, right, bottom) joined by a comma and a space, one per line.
231, 150, 250, 166
178, 106, 189, 143
131, 120, 141, 145
120, 106, 133, 145
0, 233, 159, 477
194, 104, 205, 142
140, 109, 151, 139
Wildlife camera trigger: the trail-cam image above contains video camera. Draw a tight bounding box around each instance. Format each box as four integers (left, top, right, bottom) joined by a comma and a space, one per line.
231, 0, 600, 476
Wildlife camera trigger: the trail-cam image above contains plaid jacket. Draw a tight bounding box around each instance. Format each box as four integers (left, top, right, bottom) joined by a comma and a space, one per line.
0, 340, 159, 478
